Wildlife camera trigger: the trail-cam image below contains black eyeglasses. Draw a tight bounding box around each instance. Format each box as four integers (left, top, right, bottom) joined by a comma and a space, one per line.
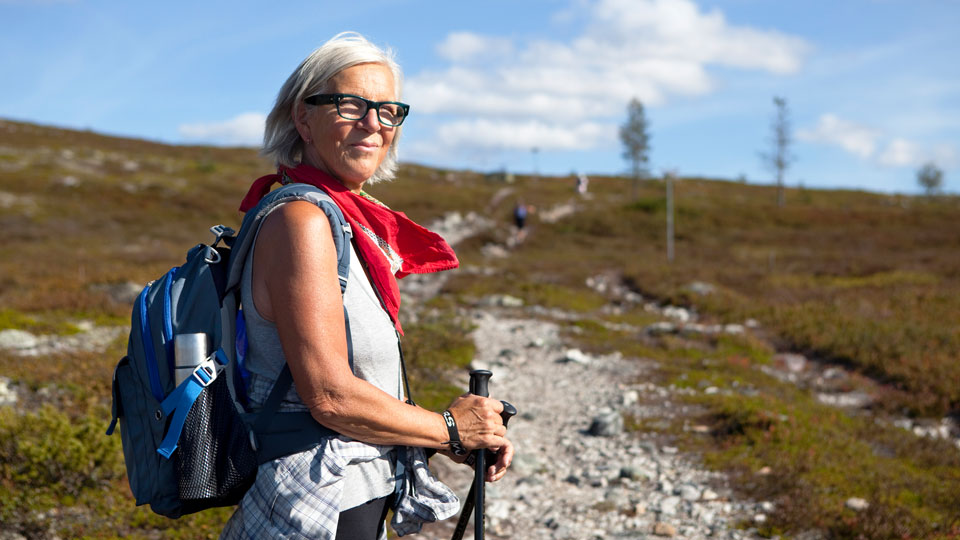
304, 93, 410, 127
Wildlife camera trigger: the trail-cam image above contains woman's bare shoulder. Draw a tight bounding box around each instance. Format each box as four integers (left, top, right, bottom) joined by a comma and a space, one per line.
254, 200, 339, 276
258, 200, 334, 244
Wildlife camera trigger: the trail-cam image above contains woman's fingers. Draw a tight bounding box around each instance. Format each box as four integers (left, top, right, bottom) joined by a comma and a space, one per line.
485, 438, 514, 482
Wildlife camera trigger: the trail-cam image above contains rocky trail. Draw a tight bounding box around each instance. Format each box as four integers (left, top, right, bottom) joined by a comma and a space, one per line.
400, 203, 766, 540
412, 308, 761, 540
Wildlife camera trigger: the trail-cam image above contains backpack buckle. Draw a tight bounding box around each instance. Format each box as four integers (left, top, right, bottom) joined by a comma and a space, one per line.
190, 358, 218, 388
209, 225, 237, 248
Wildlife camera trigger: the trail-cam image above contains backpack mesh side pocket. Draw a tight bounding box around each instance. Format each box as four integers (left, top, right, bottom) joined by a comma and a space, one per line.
174, 372, 258, 512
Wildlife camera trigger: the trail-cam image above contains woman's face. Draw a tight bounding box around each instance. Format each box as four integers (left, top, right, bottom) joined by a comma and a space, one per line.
296, 63, 398, 192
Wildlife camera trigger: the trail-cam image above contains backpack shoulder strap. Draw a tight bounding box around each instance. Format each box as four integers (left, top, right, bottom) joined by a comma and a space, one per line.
226, 183, 352, 295
228, 182, 355, 462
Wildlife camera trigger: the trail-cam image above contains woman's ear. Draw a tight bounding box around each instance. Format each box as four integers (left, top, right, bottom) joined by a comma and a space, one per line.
292, 103, 311, 142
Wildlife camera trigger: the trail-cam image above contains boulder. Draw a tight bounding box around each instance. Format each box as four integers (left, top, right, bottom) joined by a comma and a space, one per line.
588, 409, 623, 437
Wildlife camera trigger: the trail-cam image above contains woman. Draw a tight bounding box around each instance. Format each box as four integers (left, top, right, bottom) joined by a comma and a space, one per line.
222, 32, 513, 539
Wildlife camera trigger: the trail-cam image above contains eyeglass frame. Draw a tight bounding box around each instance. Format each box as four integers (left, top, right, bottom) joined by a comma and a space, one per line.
303, 93, 410, 127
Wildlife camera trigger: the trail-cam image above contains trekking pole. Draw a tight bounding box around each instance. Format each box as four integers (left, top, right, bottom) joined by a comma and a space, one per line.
451, 370, 516, 540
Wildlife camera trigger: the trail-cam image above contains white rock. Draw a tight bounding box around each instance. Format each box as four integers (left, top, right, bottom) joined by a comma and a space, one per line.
561, 348, 592, 365
775, 353, 807, 372
702, 489, 719, 501
845, 497, 869, 511
659, 496, 681, 516
663, 306, 691, 322
816, 391, 872, 408
479, 294, 523, 307
0, 329, 38, 351
679, 484, 701, 501
59, 175, 80, 187
0, 376, 17, 407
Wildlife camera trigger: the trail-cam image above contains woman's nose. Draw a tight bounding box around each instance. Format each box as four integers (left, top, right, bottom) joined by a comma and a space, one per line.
357, 108, 381, 132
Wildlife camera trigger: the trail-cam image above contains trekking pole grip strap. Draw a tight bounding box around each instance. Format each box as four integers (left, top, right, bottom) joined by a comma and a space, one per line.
442, 410, 468, 456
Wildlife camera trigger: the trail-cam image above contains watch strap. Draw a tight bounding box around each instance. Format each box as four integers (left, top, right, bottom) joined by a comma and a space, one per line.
442, 410, 468, 456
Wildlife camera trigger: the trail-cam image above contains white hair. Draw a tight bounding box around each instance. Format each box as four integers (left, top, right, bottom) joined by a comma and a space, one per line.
261, 32, 404, 184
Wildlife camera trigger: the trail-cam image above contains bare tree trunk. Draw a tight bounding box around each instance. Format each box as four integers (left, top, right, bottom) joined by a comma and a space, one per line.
777, 171, 784, 207
666, 173, 674, 263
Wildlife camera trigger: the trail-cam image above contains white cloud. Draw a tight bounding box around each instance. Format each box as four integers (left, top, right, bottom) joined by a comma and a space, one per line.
436, 32, 514, 63
798, 114, 958, 169
436, 119, 614, 151
405, 0, 809, 155
876, 139, 958, 168
178, 112, 265, 146
877, 138, 921, 167
796, 114, 880, 159
587, 0, 807, 74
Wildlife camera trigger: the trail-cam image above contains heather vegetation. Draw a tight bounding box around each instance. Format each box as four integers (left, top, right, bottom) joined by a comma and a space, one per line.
1, 118, 959, 538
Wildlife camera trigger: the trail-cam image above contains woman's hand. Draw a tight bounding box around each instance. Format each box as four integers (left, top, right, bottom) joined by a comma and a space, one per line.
444, 394, 514, 481
445, 394, 507, 450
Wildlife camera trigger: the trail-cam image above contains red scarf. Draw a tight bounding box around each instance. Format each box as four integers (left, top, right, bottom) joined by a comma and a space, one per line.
239, 164, 459, 334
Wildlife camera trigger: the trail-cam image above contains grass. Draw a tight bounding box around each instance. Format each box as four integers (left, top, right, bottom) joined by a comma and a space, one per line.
3, 117, 960, 538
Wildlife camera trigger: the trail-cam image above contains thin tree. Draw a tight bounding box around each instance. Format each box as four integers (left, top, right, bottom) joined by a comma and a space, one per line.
760, 96, 794, 207
619, 97, 651, 199
917, 162, 944, 196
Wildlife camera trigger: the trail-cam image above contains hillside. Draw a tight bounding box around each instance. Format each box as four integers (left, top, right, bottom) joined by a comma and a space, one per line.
1, 118, 959, 538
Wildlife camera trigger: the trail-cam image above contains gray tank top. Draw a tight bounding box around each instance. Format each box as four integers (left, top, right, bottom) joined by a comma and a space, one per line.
240, 196, 403, 510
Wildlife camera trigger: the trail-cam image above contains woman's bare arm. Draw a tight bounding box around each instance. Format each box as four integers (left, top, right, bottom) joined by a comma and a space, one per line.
251, 201, 510, 457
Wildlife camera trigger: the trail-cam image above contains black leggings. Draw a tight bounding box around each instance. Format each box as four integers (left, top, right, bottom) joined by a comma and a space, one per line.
335, 495, 391, 540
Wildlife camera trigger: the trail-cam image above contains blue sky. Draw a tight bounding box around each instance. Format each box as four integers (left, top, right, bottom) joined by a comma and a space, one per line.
1, 0, 957, 194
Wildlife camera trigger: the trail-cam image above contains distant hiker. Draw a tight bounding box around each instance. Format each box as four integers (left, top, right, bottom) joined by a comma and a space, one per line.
224, 32, 513, 540
513, 200, 530, 242
576, 172, 589, 195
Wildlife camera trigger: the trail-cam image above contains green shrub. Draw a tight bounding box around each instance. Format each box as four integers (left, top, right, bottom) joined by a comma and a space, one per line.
402, 312, 476, 412
0, 404, 124, 497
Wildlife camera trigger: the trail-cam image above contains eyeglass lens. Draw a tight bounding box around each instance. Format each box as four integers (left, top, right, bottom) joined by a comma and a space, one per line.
337, 97, 405, 126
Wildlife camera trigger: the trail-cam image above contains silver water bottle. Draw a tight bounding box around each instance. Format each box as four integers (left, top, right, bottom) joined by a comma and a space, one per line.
174, 333, 208, 386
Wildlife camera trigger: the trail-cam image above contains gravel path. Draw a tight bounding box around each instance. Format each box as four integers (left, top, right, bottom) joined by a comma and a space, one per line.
406, 305, 761, 540
395, 208, 762, 539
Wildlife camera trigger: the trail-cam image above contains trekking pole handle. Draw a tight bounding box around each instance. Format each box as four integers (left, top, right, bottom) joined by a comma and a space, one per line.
499, 401, 517, 426
485, 401, 516, 465
469, 369, 492, 397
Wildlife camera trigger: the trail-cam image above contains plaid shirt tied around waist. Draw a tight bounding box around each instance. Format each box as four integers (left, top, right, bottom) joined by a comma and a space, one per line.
221, 435, 459, 539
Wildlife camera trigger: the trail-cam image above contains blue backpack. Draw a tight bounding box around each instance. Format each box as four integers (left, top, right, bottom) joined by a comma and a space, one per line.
107, 183, 354, 518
